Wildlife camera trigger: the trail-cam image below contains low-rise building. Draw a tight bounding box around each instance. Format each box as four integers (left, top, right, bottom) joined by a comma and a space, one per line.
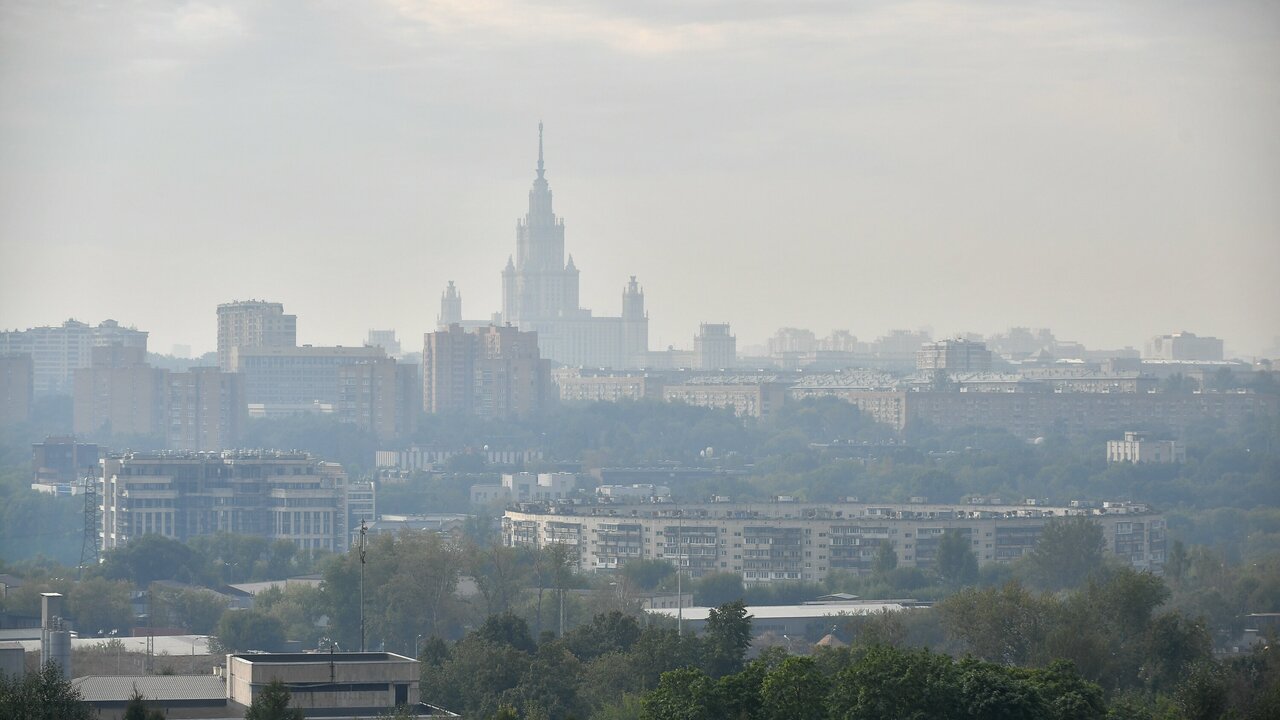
664, 377, 788, 418
1107, 432, 1186, 464
553, 367, 665, 402
503, 500, 1167, 581
470, 472, 577, 506
226, 651, 423, 713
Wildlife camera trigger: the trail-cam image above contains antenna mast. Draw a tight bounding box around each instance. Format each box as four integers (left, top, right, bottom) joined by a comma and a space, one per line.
359, 519, 367, 652
78, 469, 99, 579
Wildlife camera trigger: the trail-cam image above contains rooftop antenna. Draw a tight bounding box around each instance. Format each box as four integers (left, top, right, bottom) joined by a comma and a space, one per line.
359, 519, 367, 652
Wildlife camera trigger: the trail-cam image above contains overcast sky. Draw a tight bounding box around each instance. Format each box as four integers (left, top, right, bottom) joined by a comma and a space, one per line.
1, 0, 1277, 357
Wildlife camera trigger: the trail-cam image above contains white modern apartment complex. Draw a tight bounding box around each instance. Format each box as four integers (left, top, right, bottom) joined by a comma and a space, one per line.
503, 500, 1166, 581
99, 451, 349, 553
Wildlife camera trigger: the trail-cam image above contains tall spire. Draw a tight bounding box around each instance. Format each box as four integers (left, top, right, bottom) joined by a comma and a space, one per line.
536, 121, 545, 179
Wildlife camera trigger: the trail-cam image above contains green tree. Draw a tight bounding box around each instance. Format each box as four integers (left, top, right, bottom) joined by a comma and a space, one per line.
476, 611, 537, 654
693, 572, 744, 608
760, 656, 828, 720
935, 529, 979, 587
123, 688, 166, 720
0, 662, 95, 720
702, 600, 752, 678
100, 533, 207, 585
872, 540, 898, 576
1023, 517, 1105, 591
640, 667, 718, 720
244, 678, 304, 720
563, 611, 642, 663
68, 577, 134, 635
622, 559, 675, 591
828, 646, 960, 720
938, 582, 1050, 666
214, 609, 286, 653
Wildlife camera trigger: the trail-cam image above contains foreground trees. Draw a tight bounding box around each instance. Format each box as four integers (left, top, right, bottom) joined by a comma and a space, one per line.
0, 662, 94, 720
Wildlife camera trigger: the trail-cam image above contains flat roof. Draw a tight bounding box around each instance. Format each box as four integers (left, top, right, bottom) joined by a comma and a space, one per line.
231, 651, 414, 663
647, 602, 911, 622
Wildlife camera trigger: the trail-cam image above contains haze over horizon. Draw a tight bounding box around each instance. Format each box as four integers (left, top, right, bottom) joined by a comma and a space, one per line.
2, 1, 1277, 357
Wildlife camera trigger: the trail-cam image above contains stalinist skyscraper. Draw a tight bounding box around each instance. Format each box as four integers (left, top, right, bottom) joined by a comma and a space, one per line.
490, 124, 648, 368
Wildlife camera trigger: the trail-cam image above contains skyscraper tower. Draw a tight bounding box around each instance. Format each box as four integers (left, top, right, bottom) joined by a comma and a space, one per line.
502, 123, 581, 324
438, 281, 463, 328
622, 276, 648, 366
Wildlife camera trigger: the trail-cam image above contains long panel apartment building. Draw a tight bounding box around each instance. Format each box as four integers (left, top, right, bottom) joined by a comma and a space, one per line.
503, 500, 1165, 583
100, 451, 349, 553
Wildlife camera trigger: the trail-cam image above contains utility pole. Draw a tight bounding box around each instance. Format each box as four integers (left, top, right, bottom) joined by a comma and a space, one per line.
359, 519, 367, 652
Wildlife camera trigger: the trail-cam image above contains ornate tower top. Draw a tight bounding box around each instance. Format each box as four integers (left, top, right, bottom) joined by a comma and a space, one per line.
537, 120, 545, 179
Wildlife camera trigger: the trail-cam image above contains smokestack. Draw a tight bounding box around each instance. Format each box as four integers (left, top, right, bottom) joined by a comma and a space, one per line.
40, 592, 71, 680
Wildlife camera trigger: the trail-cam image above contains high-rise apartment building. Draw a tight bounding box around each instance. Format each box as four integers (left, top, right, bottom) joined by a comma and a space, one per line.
217, 301, 297, 371
916, 338, 994, 373
337, 358, 419, 442
72, 345, 168, 438
423, 324, 550, 419
694, 323, 736, 370
366, 330, 402, 358
99, 451, 348, 553
0, 354, 33, 427
0, 319, 147, 396
486, 125, 649, 368
167, 367, 247, 451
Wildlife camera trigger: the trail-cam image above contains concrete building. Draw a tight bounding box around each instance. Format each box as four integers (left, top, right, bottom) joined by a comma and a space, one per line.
235, 344, 386, 411
99, 451, 349, 553
337, 358, 419, 442
470, 472, 577, 506
226, 652, 423, 714
663, 377, 788, 418
1107, 432, 1187, 464
495, 125, 649, 368
423, 324, 551, 419
1145, 332, 1224, 362
216, 300, 297, 371
375, 445, 544, 471
916, 339, 994, 373
166, 367, 247, 451
503, 500, 1167, 580
347, 480, 377, 533
32, 437, 101, 487
366, 329, 402, 358
72, 346, 168, 438
553, 367, 665, 402
0, 353, 33, 427
694, 323, 736, 370
0, 319, 147, 396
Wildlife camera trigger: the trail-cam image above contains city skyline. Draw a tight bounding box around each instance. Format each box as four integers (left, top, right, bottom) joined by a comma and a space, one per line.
1, 1, 1278, 356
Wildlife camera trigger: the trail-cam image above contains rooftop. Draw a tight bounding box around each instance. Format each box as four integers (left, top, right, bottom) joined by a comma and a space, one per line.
72, 674, 225, 702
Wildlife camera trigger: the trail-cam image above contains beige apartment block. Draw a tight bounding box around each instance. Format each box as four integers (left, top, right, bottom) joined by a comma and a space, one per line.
504, 500, 1167, 582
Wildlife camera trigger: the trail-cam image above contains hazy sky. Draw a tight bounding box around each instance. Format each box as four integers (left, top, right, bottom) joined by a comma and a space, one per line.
2, 0, 1277, 357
